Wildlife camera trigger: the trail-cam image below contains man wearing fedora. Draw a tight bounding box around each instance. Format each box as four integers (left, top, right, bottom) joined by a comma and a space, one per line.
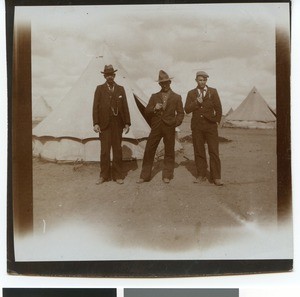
93, 64, 131, 185
137, 70, 184, 184
184, 71, 223, 186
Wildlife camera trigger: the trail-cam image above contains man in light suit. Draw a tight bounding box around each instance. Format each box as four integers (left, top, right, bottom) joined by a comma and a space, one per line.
184, 71, 223, 186
93, 64, 131, 185
137, 70, 184, 184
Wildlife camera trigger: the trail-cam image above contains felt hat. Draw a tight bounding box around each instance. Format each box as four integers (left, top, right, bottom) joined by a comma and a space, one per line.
101, 64, 118, 75
156, 70, 173, 83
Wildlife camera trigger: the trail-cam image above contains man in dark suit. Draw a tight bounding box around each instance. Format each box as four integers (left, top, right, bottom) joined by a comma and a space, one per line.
137, 70, 184, 184
93, 64, 131, 185
184, 71, 223, 186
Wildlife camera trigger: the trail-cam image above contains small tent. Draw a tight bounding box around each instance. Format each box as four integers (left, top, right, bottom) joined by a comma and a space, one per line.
220, 107, 234, 127
223, 87, 276, 129
226, 107, 234, 116
32, 45, 182, 162
32, 95, 52, 124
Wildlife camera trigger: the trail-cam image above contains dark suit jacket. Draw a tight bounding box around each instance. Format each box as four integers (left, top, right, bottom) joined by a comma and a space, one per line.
145, 90, 184, 128
93, 83, 131, 131
184, 86, 222, 130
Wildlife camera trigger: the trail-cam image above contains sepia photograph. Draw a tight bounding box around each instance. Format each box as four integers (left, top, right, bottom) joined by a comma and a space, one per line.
7, 1, 292, 276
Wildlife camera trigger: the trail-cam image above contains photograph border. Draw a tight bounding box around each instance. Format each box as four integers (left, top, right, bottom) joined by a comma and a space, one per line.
6, 0, 293, 277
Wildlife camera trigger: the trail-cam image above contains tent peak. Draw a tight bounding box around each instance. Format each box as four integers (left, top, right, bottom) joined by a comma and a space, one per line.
251, 86, 258, 93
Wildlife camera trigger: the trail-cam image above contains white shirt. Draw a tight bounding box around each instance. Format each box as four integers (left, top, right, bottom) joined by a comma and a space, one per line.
197, 86, 208, 99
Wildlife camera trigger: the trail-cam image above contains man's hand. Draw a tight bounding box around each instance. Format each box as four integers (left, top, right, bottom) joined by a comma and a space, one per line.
93, 124, 100, 133
154, 103, 163, 110
123, 124, 130, 134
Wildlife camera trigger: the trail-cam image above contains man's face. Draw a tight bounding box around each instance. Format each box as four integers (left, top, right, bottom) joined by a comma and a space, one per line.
159, 80, 171, 92
196, 76, 207, 89
104, 73, 115, 84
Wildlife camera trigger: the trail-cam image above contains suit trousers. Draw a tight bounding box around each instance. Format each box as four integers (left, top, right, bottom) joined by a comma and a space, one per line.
99, 116, 123, 180
192, 124, 221, 180
140, 121, 175, 180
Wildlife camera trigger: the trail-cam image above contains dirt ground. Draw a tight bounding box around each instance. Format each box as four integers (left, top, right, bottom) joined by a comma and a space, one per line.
31, 115, 278, 258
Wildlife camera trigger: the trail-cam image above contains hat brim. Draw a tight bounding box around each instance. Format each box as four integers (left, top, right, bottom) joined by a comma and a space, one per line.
157, 77, 173, 83
101, 70, 118, 74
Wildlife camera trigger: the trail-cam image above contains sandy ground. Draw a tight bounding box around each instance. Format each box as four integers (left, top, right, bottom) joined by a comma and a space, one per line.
27, 116, 281, 260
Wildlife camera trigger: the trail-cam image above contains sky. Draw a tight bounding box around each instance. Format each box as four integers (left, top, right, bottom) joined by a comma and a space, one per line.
16, 3, 289, 113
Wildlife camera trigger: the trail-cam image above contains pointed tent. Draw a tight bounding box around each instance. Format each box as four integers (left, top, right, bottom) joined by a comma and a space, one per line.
223, 87, 276, 129
226, 107, 234, 116
32, 46, 182, 162
220, 107, 234, 127
32, 95, 52, 123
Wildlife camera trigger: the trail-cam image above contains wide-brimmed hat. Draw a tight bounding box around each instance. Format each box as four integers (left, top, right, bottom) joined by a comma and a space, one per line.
156, 70, 173, 83
196, 70, 209, 78
101, 64, 118, 75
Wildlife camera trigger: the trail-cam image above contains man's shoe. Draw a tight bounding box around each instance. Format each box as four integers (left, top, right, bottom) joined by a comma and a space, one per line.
163, 178, 170, 184
136, 178, 145, 184
116, 179, 124, 185
193, 177, 207, 184
96, 177, 106, 185
214, 179, 224, 186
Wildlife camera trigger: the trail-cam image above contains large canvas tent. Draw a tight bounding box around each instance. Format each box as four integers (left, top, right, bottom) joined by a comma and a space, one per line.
33, 45, 181, 162
223, 87, 276, 129
32, 95, 52, 124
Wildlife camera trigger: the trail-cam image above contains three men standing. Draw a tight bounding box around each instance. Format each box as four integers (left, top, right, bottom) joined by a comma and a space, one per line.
93, 65, 131, 185
93, 66, 223, 186
137, 70, 184, 184
184, 71, 223, 186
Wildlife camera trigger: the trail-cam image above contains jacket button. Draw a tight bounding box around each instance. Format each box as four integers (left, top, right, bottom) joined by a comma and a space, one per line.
200, 106, 203, 109
200, 115, 203, 117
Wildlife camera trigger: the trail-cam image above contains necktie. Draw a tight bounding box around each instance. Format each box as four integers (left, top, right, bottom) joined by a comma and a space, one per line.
109, 85, 118, 116
198, 89, 204, 103
108, 85, 114, 93
162, 92, 169, 110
